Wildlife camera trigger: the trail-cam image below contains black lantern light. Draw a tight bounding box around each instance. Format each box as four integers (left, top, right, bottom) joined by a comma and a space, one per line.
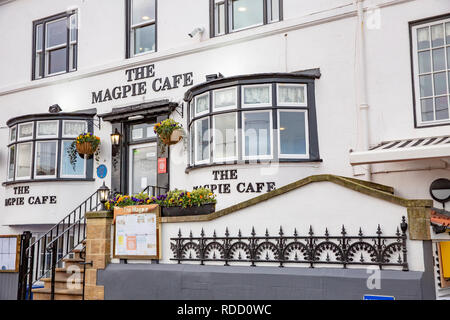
110, 128, 121, 146
98, 182, 110, 210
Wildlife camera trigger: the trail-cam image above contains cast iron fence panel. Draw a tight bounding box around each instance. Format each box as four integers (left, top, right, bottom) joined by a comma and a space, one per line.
170, 217, 409, 271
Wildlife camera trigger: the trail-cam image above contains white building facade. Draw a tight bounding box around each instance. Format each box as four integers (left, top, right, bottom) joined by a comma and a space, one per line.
0, 0, 449, 300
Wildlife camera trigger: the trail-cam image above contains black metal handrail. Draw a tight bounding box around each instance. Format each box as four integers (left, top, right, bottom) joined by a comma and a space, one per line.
142, 185, 169, 196
18, 189, 103, 300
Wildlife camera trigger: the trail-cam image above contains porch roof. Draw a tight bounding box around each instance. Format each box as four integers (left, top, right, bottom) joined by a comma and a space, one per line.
99, 99, 178, 122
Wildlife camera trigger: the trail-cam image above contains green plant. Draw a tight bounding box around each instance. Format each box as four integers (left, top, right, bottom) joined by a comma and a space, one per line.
153, 118, 182, 141
67, 132, 101, 169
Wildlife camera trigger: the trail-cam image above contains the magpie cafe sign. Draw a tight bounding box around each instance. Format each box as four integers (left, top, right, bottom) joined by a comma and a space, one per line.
4, 186, 57, 206
91, 64, 194, 104
193, 170, 276, 194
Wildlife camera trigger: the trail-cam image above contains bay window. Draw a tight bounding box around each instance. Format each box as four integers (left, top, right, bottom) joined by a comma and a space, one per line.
127, 0, 157, 58
211, 0, 282, 37
411, 15, 450, 126
5, 115, 94, 184
186, 73, 320, 169
33, 10, 77, 80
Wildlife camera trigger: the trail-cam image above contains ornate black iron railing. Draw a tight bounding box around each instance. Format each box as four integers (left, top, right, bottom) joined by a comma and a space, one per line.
17, 190, 103, 300
171, 217, 408, 271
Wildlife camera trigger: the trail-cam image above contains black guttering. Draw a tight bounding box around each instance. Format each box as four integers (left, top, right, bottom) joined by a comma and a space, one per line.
184, 69, 321, 101
99, 99, 178, 122
6, 108, 97, 127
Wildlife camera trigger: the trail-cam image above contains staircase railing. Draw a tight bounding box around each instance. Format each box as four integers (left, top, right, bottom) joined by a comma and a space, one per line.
142, 185, 168, 196
17, 189, 103, 300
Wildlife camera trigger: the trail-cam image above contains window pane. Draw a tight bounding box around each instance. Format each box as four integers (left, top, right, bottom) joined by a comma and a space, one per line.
434, 72, 447, 96
46, 18, 67, 48
18, 123, 33, 140
195, 119, 210, 162
214, 88, 236, 109
232, 0, 263, 30
10, 127, 16, 142
16, 143, 32, 178
435, 97, 449, 120
417, 27, 430, 50
132, 0, 156, 25
63, 121, 86, 137
278, 85, 305, 104
36, 24, 43, 51
70, 44, 77, 70
419, 74, 432, 97
214, 113, 237, 160
267, 0, 279, 22
420, 98, 434, 121
62, 141, 84, 176
8, 146, 15, 180
195, 94, 209, 114
244, 111, 271, 157
35, 141, 57, 176
432, 48, 445, 71
190, 124, 195, 165
35, 52, 42, 78
131, 123, 156, 141
70, 15, 77, 42
48, 47, 67, 74
446, 22, 450, 44
37, 121, 58, 137
134, 24, 155, 55
215, 1, 225, 35
243, 85, 270, 105
431, 24, 444, 47
279, 111, 307, 155
418, 51, 431, 74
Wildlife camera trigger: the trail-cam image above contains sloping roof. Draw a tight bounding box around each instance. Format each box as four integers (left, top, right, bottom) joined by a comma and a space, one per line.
161, 174, 433, 223
99, 100, 178, 122
350, 135, 450, 165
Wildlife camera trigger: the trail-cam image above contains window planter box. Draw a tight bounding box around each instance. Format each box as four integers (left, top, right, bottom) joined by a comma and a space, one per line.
161, 203, 215, 217
160, 129, 183, 146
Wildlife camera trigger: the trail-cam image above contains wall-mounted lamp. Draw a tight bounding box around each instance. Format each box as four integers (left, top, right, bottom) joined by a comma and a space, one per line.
98, 182, 110, 210
111, 128, 121, 146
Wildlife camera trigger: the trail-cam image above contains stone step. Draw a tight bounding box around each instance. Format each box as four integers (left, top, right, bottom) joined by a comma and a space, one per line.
69, 249, 84, 260
63, 258, 85, 269
32, 288, 83, 300
50, 268, 84, 281
41, 277, 84, 290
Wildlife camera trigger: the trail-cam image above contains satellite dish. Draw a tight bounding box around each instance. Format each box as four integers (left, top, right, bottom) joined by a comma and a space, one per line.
429, 178, 450, 208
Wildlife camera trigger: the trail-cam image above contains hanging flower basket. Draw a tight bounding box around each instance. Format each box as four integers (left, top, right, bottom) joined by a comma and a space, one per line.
154, 119, 183, 146
67, 132, 101, 169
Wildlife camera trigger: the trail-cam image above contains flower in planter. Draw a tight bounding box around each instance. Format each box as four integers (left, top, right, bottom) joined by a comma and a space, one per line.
67, 132, 101, 169
153, 118, 183, 147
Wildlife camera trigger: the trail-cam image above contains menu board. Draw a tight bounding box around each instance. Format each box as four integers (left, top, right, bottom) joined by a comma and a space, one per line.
0, 235, 20, 272
114, 205, 161, 259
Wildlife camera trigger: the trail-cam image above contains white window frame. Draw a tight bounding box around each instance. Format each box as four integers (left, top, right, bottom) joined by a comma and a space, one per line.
36, 120, 59, 139
242, 84, 272, 108
15, 142, 33, 180
194, 92, 210, 117
17, 122, 34, 141
213, 113, 238, 162
35, 24, 43, 79
9, 125, 17, 143
242, 110, 273, 160
60, 139, 86, 179
44, 17, 69, 77
62, 120, 87, 138
277, 109, 309, 159
69, 14, 78, 72
129, 0, 156, 58
277, 83, 308, 107
229, 0, 264, 33
214, 0, 226, 36
411, 17, 450, 126
194, 118, 210, 165
213, 87, 237, 112
7, 145, 15, 181
34, 140, 58, 179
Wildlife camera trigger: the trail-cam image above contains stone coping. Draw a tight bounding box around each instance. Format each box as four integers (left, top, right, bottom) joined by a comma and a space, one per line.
86, 211, 113, 219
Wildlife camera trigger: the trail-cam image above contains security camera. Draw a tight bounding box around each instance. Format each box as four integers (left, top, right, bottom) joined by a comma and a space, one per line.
188, 27, 204, 38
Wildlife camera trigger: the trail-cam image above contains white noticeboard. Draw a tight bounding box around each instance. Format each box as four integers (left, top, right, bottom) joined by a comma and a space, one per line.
0, 236, 20, 272
114, 207, 161, 259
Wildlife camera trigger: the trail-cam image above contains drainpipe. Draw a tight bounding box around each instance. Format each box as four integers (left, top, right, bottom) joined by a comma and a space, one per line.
354, 0, 372, 181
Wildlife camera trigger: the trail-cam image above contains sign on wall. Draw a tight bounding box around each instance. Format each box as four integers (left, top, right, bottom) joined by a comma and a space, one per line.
113, 205, 161, 260
0, 235, 20, 272
4, 186, 57, 207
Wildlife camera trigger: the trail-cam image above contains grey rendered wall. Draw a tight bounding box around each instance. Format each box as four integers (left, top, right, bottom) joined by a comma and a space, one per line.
0, 273, 18, 300
98, 263, 435, 300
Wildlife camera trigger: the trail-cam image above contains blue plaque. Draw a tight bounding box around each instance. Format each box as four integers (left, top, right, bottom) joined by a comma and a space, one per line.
97, 164, 107, 179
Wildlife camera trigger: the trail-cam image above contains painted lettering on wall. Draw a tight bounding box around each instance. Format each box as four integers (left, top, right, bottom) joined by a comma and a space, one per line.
4, 186, 57, 206
91, 64, 194, 104
193, 170, 276, 194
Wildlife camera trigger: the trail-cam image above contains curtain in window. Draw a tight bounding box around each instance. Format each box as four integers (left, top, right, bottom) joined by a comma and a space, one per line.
279, 85, 305, 104
35, 141, 56, 176
64, 121, 86, 136
244, 86, 270, 104
244, 111, 271, 157
214, 88, 236, 109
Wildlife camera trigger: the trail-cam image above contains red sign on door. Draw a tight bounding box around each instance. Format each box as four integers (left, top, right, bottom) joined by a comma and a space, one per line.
158, 158, 167, 174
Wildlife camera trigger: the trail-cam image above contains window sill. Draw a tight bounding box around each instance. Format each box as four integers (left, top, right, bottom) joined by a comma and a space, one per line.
185, 158, 323, 173
2, 178, 95, 187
